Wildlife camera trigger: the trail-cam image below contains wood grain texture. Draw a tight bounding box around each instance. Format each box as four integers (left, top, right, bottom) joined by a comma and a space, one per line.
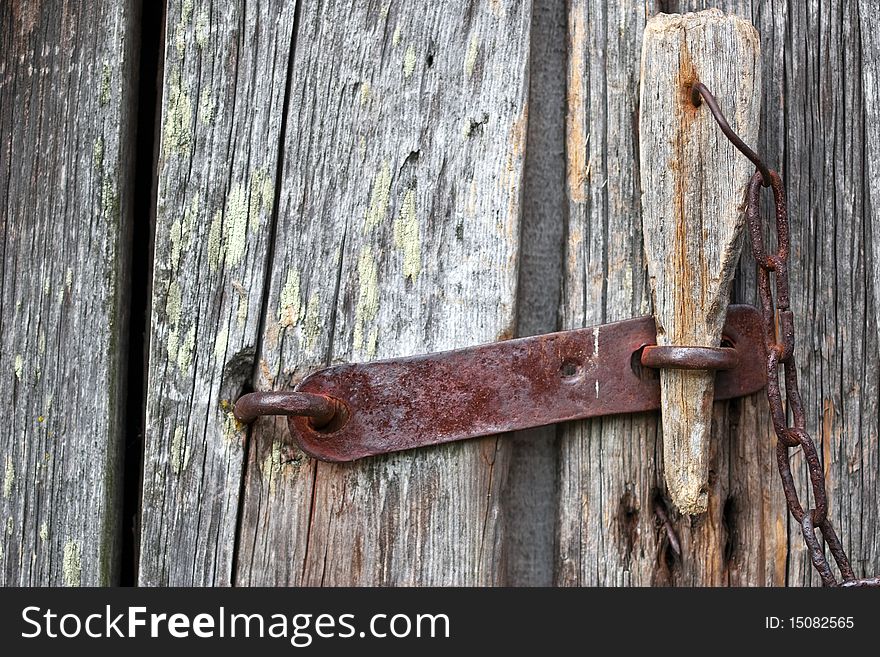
233, 0, 531, 586
139, 0, 297, 585
559, 0, 879, 586
860, 0, 880, 585
0, 0, 138, 585
503, 0, 566, 587
640, 10, 760, 515
863, 3, 880, 345
558, 0, 782, 586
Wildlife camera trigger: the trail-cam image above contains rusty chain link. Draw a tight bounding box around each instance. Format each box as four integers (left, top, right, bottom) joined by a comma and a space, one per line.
692, 82, 880, 587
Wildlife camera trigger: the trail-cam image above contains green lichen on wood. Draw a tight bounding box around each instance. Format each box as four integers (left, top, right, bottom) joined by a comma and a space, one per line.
175, 0, 195, 55
195, 10, 209, 48
365, 161, 392, 231
303, 292, 322, 351
392, 24, 402, 47
39, 522, 48, 542
99, 62, 112, 106
223, 184, 249, 266
101, 176, 120, 225
198, 88, 215, 125
13, 355, 23, 381
165, 281, 182, 326
465, 35, 479, 78
403, 44, 417, 78
353, 247, 380, 358
248, 168, 275, 229
208, 210, 223, 270
278, 269, 302, 328
214, 326, 228, 361
62, 540, 82, 587
394, 188, 421, 281
177, 325, 196, 370
171, 425, 191, 475
359, 82, 371, 106
93, 136, 104, 172
262, 440, 283, 495
2, 457, 13, 498
162, 69, 193, 156
207, 182, 253, 270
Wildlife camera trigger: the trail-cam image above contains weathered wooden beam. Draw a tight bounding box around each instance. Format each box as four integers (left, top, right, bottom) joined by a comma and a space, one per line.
233, 0, 532, 585
0, 1, 139, 584
139, 0, 297, 585
558, 0, 784, 586
639, 10, 761, 515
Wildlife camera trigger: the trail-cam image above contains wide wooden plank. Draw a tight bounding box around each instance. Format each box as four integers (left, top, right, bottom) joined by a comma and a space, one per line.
0, 1, 138, 585
779, 0, 880, 585
558, 0, 879, 586
139, 0, 297, 585
558, 0, 782, 586
234, 0, 532, 585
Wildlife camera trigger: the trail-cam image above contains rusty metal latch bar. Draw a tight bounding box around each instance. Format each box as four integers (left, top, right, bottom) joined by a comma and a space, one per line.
234, 305, 765, 462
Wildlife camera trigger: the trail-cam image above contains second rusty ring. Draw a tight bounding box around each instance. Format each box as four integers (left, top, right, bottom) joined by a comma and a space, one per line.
640, 345, 739, 371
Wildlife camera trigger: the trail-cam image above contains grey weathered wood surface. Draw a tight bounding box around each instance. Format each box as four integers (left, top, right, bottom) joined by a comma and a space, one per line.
558, 0, 879, 586
141, 0, 532, 585
233, 0, 531, 586
864, 3, 880, 347
2, 0, 877, 589
503, 0, 566, 587
139, 0, 297, 585
0, 1, 138, 585
640, 11, 760, 515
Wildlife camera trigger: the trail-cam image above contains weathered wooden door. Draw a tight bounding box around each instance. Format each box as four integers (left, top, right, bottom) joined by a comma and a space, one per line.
2, 0, 879, 586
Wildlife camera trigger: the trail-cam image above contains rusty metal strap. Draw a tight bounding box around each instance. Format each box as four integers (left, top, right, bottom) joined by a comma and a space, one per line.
235, 305, 765, 462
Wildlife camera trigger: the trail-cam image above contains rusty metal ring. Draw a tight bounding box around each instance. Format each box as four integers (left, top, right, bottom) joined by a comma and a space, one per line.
234, 391, 341, 428
640, 345, 739, 371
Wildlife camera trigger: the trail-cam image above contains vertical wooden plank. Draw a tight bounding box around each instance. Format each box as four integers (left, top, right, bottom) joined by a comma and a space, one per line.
559, 0, 783, 586
139, 0, 297, 585
503, 0, 567, 587
861, 4, 880, 577
779, 0, 879, 585
0, 1, 138, 585
559, 0, 657, 587
234, 0, 532, 585
560, 0, 879, 586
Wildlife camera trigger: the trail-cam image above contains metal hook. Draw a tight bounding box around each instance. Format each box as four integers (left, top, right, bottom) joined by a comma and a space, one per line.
233, 391, 342, 428
690, 81, 772, 187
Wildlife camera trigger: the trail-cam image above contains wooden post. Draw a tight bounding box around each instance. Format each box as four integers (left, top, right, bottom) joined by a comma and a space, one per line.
639, 10, 761, 514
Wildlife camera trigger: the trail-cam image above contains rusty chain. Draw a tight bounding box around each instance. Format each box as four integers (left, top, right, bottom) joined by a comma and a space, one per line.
691, 82, 880, 587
